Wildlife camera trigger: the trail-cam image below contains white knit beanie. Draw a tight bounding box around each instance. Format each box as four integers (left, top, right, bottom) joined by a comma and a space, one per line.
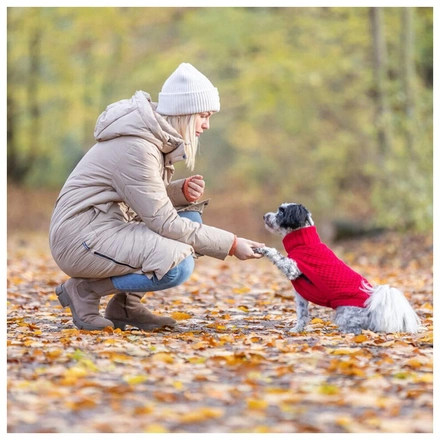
156, 63, 220, 116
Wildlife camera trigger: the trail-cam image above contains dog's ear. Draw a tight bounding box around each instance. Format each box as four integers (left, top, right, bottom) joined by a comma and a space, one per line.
280, 204, 310, 230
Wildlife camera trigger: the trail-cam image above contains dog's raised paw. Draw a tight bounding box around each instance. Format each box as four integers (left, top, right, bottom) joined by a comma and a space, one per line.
253, 246, 279, 257
252, 246, 275, 256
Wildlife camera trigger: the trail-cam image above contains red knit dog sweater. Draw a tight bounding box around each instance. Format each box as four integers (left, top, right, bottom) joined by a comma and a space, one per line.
282, 226, 371, 309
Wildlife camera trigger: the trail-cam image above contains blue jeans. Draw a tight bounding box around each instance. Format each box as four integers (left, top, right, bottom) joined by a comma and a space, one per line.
111, 211, 201, 292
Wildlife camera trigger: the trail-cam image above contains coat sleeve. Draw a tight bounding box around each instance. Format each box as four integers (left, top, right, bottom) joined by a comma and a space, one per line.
112, 142, 235, 260
166, 178, 190, 207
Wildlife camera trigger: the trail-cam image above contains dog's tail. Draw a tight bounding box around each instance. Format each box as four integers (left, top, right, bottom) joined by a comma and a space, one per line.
363, 283, 421, 333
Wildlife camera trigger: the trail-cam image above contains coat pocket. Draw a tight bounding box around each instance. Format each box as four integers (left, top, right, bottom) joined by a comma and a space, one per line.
82, 241, 139, 270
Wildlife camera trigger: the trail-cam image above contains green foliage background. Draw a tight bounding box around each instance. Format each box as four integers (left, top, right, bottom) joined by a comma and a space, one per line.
7, 7, 433, 230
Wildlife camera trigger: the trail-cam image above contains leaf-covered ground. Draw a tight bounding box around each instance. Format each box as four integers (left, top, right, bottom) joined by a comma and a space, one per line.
7, 231, 433, 433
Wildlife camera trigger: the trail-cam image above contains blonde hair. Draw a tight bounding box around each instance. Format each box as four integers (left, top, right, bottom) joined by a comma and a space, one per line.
164, 114, 199, 171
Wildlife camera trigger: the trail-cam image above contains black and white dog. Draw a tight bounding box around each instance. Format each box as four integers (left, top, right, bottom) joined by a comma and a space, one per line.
254, 203, 421, 335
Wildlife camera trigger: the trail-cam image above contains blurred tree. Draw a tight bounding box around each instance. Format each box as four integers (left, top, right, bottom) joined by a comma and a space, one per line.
370, 7, 392, 163
401, 7, 415, 155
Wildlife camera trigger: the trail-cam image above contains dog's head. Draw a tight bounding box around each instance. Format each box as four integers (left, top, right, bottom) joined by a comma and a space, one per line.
263, 203, 314, 236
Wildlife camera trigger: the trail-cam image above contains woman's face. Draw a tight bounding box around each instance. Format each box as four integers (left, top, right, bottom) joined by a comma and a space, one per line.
195, 112, 213, 137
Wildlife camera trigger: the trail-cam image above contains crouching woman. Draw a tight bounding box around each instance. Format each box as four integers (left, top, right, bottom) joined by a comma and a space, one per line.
49, 63, 264, 331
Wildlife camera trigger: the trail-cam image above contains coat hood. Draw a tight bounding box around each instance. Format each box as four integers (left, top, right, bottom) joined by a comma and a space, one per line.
94, 90, 184, 155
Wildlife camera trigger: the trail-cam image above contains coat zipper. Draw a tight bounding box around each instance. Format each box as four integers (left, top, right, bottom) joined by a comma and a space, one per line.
82, 241, 138, 269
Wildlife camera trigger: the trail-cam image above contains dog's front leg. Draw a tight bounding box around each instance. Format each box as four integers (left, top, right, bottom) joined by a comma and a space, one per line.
253, 247, 302, 280
289, 292, 309, 332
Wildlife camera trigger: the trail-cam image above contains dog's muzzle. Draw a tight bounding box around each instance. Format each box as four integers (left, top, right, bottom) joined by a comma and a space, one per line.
263, 212, 277, 230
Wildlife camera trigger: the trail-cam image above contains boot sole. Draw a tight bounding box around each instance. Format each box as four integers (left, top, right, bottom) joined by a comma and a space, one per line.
107, 318, 176, 332
56, 284, 114, 331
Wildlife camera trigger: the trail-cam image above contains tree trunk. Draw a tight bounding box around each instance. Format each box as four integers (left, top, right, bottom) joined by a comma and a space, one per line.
369, 7, 393, 164
401, 7, 415, 156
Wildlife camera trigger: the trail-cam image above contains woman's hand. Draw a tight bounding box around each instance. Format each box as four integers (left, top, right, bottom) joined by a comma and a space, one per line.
184, 175, 205, 202
233, 237, 266, 260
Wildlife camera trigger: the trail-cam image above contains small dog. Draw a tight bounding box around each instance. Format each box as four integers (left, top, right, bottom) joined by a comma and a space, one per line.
254, 203, 421, 335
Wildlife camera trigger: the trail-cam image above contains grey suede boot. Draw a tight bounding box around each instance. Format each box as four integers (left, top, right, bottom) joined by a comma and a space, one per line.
104, 292, 176, 331
56, 278, 118, 330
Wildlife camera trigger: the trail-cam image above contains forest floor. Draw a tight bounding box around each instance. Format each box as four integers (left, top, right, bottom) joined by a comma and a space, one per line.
6, 228, 433, 434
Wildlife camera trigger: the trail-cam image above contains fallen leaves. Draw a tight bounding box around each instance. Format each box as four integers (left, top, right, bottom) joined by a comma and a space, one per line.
6, 231, 433, 433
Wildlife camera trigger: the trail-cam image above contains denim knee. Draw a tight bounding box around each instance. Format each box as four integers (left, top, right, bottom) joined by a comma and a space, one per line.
111, 256, 195, 292
159, 255, 195, 289
178, 211, 202, 224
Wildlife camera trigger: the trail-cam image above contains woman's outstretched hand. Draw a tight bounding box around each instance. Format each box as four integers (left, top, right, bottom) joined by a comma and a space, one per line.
233, 237, 266, 260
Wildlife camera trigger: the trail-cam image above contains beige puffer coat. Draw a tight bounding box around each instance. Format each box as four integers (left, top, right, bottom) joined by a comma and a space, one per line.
49, 91, 235, 280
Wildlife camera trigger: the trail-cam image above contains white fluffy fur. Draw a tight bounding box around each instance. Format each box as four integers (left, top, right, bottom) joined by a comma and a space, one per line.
363, 283, 421, 333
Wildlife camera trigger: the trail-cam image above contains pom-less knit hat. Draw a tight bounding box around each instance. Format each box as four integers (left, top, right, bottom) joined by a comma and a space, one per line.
156, 63, 220, 116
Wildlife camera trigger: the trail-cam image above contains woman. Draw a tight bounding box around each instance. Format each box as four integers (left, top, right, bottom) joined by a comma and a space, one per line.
49, 63, 264, 331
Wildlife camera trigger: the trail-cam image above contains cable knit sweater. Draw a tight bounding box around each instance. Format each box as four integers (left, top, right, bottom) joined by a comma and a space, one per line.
282, 226, 371, 309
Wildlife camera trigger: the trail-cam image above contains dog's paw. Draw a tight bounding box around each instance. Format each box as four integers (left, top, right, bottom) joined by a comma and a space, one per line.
254, 246, 280, 258
339, 325, 362, 335
288, 325, 306, 333
252, 246, 275, 257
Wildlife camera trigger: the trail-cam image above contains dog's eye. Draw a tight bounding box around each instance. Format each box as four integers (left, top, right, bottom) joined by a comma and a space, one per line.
278, 207, 285, 214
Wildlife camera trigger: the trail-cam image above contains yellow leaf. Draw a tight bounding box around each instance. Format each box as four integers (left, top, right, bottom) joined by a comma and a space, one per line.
104, 338, 119, 345
173, 381, 184, 390
418, 332, 433, 344
144, 424, 168, 433
421, 302, 433, 310
107, 353, 132, 363
336, 416, 352, 427
311, 318, 324, 324
171, 311, 191, 320
179, 407, 223, 423
188, 356, 206, 364
414, 373, 433, 383
238, 305, 249, 312
151, 352, 174, 363
319, 383, 340, 395
330, 348, 362, 355
353, 334, 368, 343
405, 357, 422, 369
233, 287, 251, 294
79, 358, 100, 372
394, 371, 412, 380
247, 398, 268, 411
123, 375, 149, 385
254, 426, 271, 433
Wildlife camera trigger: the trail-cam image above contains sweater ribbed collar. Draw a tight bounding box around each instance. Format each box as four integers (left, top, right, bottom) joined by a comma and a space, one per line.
282, 226, 321, 253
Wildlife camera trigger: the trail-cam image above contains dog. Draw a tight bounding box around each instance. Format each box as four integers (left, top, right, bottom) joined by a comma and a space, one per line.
253, 203, 421, 335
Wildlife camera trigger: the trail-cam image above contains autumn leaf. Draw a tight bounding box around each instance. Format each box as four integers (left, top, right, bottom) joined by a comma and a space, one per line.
151, 352, 174, 363
123, 375, 149, 385
171, 311, 192, 320
179, 407, 224, 423
247, 398, 269, 411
